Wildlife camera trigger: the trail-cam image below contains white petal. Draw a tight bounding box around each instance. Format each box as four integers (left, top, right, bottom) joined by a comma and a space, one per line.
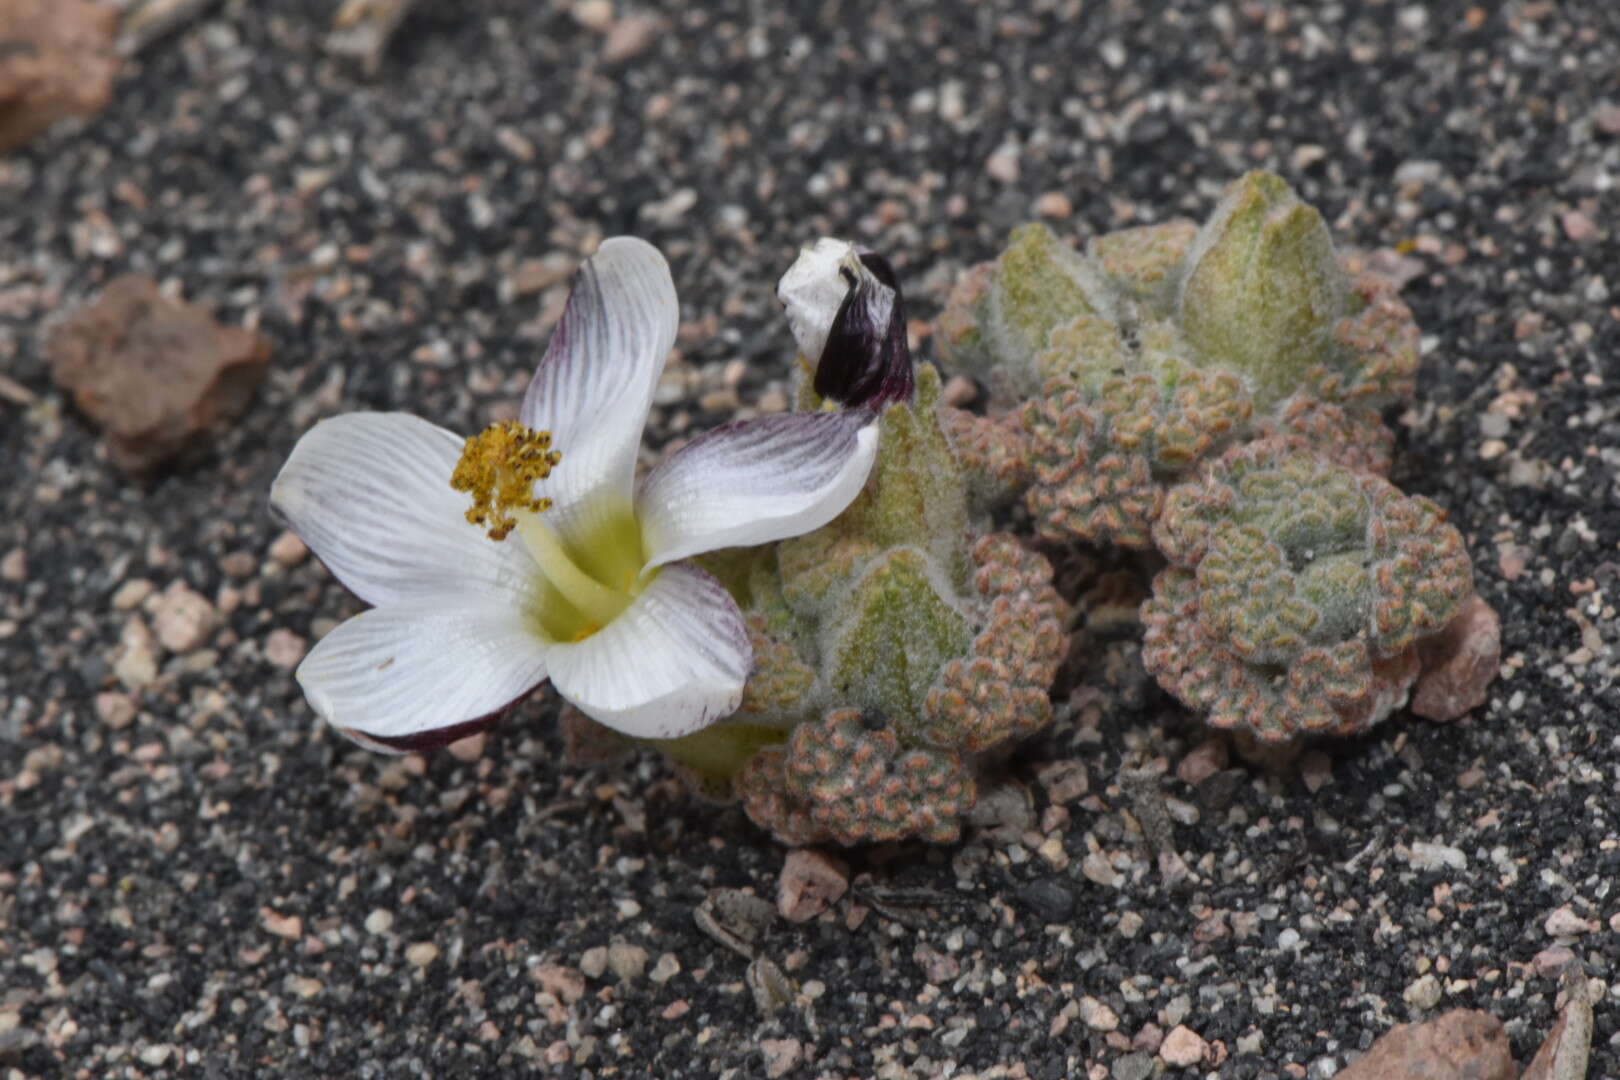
544, 563, 749, 739
296, 601, 549, 746
637, 411, 880, 568
519, 236, 678, 546
777, 237, 859, 362
271, 413, 540, 609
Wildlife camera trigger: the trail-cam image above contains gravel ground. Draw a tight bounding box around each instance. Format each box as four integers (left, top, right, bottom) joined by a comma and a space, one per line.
2, 1, 1619, 1077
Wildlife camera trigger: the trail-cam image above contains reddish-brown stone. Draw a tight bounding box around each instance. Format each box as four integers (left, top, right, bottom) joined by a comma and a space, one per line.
1337, 1010, 1514, 1080
49, 275, 272, 473
0, 0, 119, 154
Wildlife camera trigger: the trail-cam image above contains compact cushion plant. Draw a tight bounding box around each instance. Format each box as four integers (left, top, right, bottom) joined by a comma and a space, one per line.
271, 171, 1501, 844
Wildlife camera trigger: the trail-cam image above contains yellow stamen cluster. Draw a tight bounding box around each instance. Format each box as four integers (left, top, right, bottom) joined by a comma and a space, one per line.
450, 421, 562, 541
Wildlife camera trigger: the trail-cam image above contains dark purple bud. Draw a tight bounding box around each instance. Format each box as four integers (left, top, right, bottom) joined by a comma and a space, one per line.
813, 251, 915, 409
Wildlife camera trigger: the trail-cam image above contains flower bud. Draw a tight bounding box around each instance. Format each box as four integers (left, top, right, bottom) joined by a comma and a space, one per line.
777, 239, 914, 408
1178, 171, 1349, 406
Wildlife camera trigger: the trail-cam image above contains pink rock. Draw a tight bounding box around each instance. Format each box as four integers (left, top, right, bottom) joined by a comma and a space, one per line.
1337, 1010, 1513, 1080
602, 12, 665, 63
760, 1037, 802, 1079
776, 849, 849, 923
1159, 1024, 1207, 1067
446, 730, 486, 763
151, 580, 218, 653
529, 963, 585, 1004
1533, 946, 1577, 979
1411, 594, 1501, 722
95, 691, 137, 729
263, 628, 307, 671
1543, 906, 1598, 938
1561, 210, 1597, 243
1175, 736, 1229, 786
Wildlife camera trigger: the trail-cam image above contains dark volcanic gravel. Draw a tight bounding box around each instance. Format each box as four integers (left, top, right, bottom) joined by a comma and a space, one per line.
3, 1, 1619, 1077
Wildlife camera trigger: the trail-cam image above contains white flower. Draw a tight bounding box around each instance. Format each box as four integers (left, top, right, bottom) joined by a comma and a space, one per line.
271, 237, 879, 751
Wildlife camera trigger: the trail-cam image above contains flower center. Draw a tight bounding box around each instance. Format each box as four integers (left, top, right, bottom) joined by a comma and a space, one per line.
451, 421, 562, 541
516, 514, 639, 638
451, 421, 649, 643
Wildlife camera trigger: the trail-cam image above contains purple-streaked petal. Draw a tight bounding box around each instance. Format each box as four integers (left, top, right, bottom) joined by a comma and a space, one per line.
518, 236, 678, 547
341, 715, 507, 755
543, 563, 749, 739
637, 411, 880, 569
270, 412, 541, 609
296, 602, 549, 748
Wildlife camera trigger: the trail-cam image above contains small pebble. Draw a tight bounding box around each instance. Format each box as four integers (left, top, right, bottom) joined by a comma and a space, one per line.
268, 530, 309, 567
1406, 841, 1467, 871
985, 142, 1021, 184
761, 1037, 802, 1079
1533, 946, 1576, 977
364, 909, 394, 935
756, 389, 789, 413
1403, 973, 1442, 1010
602, 12, 663, 63
1544, 905, 1598, 937
112, 579, 155, 610
264, 628, 307, 669
532, 964, 586, 1003
220, 551, 256, 579
1561, 210, 1597, 243
151, 580, 218, 653
95, 691, 137, 729
777, 849, 849, 923
1176, 738, 1228, 786
579, 945, 609, 979
1079, 996, 1119, 1032
405, 942, 439, 968
113, 616, 159, 689
447, 730, 486, 762
261, 909, 302, 940
1015, 877, 1076, 923
1159, 1024, 1208, 1068
571, 0, 614, 33
286, 976, 322, 999
942, 374, 979, 407
1034, 191, 1073, 219
1113, 1052, 1153, 1080
1082, 851, 1122, 888
607, 941, 648, 981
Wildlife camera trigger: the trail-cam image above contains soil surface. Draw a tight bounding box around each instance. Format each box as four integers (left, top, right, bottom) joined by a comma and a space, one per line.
2, 1, 1618, 1077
